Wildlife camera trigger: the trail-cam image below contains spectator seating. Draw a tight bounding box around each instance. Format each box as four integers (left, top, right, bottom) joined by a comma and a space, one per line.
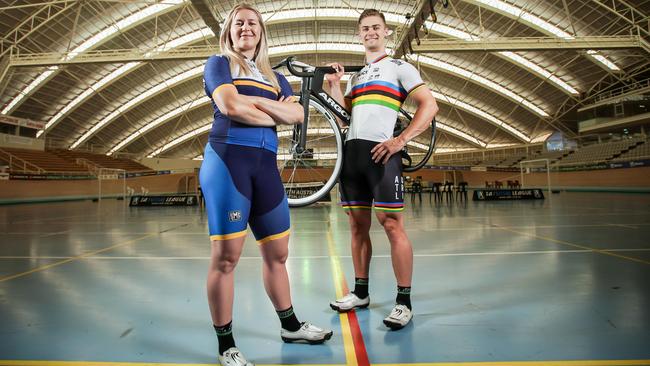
611, 138, 650, 162
555, 137, 644, 166
50, 149, 152, 172
0, 147, 87, 173
0, 147, 154, 173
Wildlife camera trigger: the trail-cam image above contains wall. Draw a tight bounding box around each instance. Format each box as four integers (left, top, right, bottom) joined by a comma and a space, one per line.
2, 167, 649, 204
0, 173, 197, 204
0, 133, 44, 150
405, 167, 650, 191
137, 157, 201, 171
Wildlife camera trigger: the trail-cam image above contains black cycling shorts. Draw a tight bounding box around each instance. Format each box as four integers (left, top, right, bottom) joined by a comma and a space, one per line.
339, 139, 404, 212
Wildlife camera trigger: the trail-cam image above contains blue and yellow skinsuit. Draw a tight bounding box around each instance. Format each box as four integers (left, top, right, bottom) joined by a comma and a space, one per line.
200, 55, 294, 243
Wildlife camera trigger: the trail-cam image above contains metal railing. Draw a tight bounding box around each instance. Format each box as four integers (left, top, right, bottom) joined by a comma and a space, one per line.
75, 157, 101, 174
0, 148, 44, 173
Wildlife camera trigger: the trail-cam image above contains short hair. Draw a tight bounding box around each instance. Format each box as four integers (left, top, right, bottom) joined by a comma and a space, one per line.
358, 9, 386, 25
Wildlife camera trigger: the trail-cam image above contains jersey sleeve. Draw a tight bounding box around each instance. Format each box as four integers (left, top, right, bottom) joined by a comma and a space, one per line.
276, 72, 297, 102
204, 55, 233, 97
397, 61, 426, 96
344, 74, 355, 99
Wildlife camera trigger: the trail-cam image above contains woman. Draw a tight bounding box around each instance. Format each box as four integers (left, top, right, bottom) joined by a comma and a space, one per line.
199, 3, 332, 366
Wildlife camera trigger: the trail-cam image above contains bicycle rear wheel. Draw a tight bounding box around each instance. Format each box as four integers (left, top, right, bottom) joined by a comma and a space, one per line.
396, 112, 436, 172
276, 97, 344, 207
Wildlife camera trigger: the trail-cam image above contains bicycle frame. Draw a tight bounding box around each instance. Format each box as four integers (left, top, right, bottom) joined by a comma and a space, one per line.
281, 57, 361, 155
275, 56, 436, 172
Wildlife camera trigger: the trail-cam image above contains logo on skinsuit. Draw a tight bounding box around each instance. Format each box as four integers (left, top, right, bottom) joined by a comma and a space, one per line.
228, 210, 242, 222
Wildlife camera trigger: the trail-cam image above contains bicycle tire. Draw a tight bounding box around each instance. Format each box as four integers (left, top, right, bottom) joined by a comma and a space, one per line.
276, 97, 344, 207
396, 112, 436, 172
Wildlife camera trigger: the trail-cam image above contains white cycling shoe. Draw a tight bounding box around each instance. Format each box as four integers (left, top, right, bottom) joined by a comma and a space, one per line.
329, 293, 370, 312
382, 304, 413, 330
219, 347, 254, 366
280, 321, 333, 344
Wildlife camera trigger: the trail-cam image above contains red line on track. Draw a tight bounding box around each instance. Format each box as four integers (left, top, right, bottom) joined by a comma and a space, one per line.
348, 309, 370, 366
340, 279, 370, 366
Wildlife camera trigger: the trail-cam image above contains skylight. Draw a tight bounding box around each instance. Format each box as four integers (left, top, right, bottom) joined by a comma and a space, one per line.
147, 122, 212, 158
107, 96, 209, 155
470, 0, 620, 71
70, 66, 204, 149
416, 55, 549, 117
1, 1, 184, 115
432, 90, 530, 142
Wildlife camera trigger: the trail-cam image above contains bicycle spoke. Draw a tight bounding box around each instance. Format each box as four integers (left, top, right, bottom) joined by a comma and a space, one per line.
278, 97, 344, 207
305, 134, 336, 144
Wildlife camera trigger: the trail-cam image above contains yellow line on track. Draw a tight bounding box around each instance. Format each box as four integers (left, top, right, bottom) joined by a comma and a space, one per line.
490, 225, 649, 265
0, 232, 158, 283
327, 222, 357, 366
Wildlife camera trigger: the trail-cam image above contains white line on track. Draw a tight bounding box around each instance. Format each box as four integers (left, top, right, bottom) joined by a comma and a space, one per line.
2, 248, 649, 260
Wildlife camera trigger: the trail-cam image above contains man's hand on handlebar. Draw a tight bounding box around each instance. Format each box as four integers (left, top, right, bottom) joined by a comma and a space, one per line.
325, 63, 345, 85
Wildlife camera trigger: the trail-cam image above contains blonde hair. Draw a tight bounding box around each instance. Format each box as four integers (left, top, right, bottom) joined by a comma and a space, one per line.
219, 3, 279, 90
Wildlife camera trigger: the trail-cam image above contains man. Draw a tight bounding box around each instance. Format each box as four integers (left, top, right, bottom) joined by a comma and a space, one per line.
326, 9, 438, 330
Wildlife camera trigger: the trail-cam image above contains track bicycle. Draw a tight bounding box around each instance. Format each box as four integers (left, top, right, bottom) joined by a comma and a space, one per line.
273, 56, 436, 207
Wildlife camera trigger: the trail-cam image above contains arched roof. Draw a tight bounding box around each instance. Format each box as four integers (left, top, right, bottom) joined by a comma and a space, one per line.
1, 0, 648, 158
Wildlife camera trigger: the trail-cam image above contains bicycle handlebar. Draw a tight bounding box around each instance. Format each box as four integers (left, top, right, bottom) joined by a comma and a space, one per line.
287, 57, 317, 77
274, 56, 364, 77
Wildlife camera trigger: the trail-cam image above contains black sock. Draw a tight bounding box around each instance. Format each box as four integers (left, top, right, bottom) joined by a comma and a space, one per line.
276, 306, 301, 331
352, 277, 369, 299
214, 321, 235, 355
396, 286, 412, 310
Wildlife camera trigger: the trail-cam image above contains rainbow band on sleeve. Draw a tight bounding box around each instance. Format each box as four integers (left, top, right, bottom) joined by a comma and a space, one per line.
350, 80, 407, 112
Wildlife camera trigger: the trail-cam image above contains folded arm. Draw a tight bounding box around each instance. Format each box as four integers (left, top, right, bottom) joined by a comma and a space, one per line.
248, 95, 304, 125
211, 84, 276, 127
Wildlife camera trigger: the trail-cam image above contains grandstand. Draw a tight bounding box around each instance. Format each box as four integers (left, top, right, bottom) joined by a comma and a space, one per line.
0, 147, 152, 174
531, 150, 574, 164
495, 153, 529, 167
0, 147, 88, 173
5, 135, 639, 175
50, 149, 152, 172
430, 136, 650, 169
554, 137, 646, 166
611, 138, 650, 162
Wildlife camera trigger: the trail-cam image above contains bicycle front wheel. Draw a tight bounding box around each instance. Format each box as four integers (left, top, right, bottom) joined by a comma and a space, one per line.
276, 98, 344, 207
